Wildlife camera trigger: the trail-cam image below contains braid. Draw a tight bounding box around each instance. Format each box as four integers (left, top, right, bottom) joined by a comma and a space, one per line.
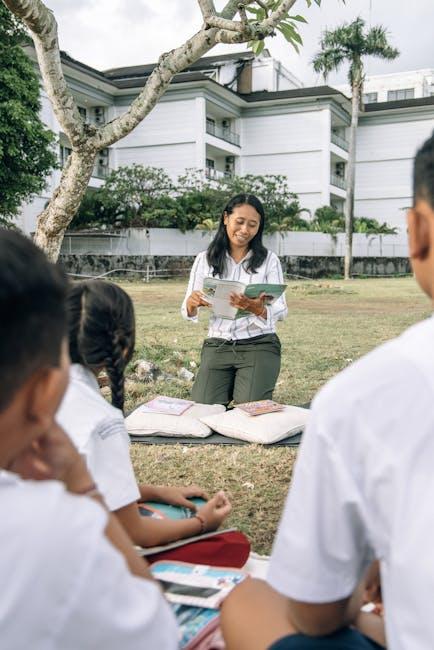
66, 279, 136, 414
106, 333, 127, 412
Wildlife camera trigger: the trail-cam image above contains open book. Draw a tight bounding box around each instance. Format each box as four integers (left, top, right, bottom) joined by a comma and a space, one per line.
151, 560, 246, 608
203, 277, 286, 320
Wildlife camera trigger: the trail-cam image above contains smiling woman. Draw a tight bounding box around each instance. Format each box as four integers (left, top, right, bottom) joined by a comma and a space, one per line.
181, 194, 288, 406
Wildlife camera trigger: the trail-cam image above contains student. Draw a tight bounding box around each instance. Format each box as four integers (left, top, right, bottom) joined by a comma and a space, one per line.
221, 133, 434, 649
56, 279, 231, 548
182, 193, 288, 406
0, 229, 178, 648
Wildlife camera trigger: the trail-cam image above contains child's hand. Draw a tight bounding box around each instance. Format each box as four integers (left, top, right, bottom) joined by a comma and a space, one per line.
9, 424, 93, 494
196, 491, 231, 531
146, 485, 210, 511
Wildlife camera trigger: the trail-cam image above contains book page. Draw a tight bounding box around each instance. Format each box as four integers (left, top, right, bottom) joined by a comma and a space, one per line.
151, 561, 246, 608
203, 278, 246, 320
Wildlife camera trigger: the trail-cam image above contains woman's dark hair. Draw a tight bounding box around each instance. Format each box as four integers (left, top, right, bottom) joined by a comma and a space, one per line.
206, 193, 268, 277
67, 280, 135, 413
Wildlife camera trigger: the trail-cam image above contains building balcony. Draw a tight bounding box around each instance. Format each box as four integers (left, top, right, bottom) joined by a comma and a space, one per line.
331, 132, 349, 152
205, 167, 233, 180
330, 174, 347, 190
206, 121, 240, 147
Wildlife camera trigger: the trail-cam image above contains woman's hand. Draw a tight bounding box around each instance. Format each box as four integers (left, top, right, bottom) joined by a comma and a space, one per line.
230, 292, 267, 319
196, 490, 231, 531
186, 290, 211, 317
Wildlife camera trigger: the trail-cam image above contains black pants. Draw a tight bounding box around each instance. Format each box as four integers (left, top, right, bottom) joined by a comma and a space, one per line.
191, 334, 281, 406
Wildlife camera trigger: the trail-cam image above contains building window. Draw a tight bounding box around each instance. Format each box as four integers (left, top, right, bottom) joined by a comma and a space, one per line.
77, 106, 87, 120
205, 158, 215, 170
387, 88, 415, 101
59, 144, 72, 167
363, 92, 378, 104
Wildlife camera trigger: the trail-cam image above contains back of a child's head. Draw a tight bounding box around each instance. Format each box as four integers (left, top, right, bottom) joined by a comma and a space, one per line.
414, 132, 434, 207
66, 280, 135, 412
0, 229, 67, 412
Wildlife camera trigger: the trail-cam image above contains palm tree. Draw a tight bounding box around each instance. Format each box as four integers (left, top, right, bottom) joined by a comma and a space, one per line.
312, 18, 399, 279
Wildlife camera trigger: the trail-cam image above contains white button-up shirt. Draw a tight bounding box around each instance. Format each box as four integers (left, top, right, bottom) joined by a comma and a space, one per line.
181, 249, 288, 340
56, 364, 140, 511
268, 316, 434, 650
0, 470, 177, 649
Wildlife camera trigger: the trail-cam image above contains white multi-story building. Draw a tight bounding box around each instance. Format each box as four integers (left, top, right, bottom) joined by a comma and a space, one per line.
337, 69, 434, 105
17, 47, 434, 234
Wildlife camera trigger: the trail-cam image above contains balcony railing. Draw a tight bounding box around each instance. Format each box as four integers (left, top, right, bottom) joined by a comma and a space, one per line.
206, 121, 240, 147
331, 132, 349, 152
330, 174, 347, 190
205, 167, 233, 181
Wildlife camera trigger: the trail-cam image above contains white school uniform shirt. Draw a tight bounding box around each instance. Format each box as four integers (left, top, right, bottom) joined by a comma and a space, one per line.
267, 316, 434, 650
56, 363, 140, 511
181, 249, 288, 340
0, 470, 177, 649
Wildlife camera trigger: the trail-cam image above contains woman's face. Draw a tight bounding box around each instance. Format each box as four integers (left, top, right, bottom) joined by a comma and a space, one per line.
223, 204, 261, 251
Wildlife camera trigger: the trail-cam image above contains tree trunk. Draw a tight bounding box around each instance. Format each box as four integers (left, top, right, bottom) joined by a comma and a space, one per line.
343, 83, 360, 280
33, 149, 96, 261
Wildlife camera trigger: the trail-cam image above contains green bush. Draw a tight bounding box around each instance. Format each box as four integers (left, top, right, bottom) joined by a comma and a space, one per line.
73, 166, 397, 236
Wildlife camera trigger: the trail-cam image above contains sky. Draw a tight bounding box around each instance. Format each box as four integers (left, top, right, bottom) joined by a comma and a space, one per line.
45, 0, 434, 86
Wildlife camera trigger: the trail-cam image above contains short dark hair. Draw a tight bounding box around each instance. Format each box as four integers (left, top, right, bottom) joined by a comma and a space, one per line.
66, 280, 135, 413
414, 132, 434, 207
207, 193, 268, 277
0, 229, 68, 411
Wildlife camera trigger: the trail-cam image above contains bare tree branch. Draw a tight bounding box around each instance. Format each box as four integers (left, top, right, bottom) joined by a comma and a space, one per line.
213, 0, 297, 43
2, 0, 86, 147
98, 28, 220, 148
260, 0, 296, 32
197, 0, 216, 19
206, 15, 247, 32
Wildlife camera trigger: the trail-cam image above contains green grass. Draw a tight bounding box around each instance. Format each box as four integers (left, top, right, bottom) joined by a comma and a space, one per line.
122, 277, 429, 554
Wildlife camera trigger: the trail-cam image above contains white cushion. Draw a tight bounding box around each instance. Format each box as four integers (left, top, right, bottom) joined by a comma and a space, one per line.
200, 405, 309, 444
125, 403, 226, 438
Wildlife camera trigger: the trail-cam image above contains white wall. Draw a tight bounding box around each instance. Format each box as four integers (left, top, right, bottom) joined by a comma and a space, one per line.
240, 109, 330, 211
113, 99, 199, 178
61, 227, 409, 258
355, 116, 434, 229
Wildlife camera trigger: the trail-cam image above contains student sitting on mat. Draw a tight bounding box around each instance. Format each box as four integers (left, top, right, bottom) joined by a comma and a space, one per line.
56, 279, 231, 549
182, 193, 287, 406
0, 230, 178, 648
220, 133, 434, 649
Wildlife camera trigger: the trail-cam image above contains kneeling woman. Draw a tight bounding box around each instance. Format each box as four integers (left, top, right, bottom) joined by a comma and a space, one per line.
182, 193, 287, 406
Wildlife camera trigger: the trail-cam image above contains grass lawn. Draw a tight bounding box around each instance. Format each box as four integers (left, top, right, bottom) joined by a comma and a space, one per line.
122, 277, 429, 554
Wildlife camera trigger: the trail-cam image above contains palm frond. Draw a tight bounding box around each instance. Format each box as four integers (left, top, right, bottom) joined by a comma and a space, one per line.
312, 48, 347, 79
364, 25, 399, 59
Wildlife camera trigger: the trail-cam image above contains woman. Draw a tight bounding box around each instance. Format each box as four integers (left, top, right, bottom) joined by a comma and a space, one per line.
182, 193, 287, 406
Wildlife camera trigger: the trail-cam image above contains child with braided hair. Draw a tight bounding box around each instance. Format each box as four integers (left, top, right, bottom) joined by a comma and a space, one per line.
56, 279, 231, 548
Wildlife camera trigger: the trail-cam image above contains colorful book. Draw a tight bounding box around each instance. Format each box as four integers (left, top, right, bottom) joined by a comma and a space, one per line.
138, 497, 207, 521
171, 604, 220, 650
202, 278, 286, 320
151, 560, 246, 609
140, 395, 194, 416
236, 399, 285, 416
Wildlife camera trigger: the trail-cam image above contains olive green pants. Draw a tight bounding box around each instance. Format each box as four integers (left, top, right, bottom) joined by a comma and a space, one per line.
191, 333, 281, 406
